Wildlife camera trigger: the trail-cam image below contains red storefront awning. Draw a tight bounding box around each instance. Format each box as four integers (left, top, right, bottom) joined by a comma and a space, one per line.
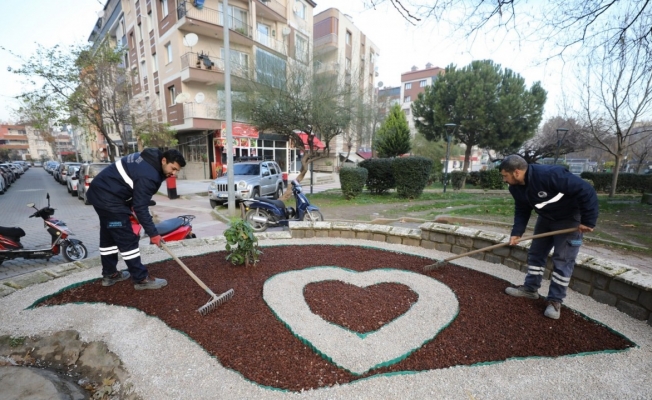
297, 133, 326, 150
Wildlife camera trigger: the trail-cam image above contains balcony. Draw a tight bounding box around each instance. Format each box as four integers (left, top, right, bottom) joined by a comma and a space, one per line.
180, 52, 251, 85
255, 0, 286, 22
314, 61, 338, 74
177, 2, 253, 47
254, 31, 287, 56
176, 102, 222, 131
314, 33, 338, 55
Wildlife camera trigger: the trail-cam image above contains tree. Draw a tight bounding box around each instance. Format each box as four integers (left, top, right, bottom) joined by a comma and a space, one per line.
377, 1, 651, 58
374, 104, 411, 157
233, 56, 358, 188
4, 42, 175, 162
412, 60, 546, 172
628, 124, 652, 174
514, 116, 587, 164
575, 32, 652, 197
13, 96, 58, 158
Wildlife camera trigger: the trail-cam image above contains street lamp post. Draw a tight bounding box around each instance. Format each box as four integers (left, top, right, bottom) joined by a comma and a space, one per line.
444, 123, 456, 193
554, 128, 569, 165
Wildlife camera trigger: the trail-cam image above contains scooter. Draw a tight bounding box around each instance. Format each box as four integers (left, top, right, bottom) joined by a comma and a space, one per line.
242, 179, 323, 232
0, 193, 88, 265
130, 201, 197, 241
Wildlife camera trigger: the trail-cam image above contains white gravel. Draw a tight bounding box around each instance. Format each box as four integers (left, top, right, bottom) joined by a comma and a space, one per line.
1, 237, 651, 399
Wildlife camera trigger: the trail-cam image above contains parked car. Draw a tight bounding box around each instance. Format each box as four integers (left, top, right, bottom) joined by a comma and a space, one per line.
45, 161, 59, 174
56, 162, 82, 184
207, 159, 284, 208
0, 164, 16, 184
33, 161, 43, 167
0, 170, 6, 194
77, 162, 110, 205
66, 165, 81, 196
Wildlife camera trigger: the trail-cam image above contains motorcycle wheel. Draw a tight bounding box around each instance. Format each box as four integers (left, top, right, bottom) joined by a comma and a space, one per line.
302, 210, 324, 222
62, 242, 88, 262
245, 208, 270, 232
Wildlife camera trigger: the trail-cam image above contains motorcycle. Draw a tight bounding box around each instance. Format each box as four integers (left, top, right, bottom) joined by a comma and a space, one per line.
242, 179, 323, 232
130, 201, 197, 241
0, 193, 88, 265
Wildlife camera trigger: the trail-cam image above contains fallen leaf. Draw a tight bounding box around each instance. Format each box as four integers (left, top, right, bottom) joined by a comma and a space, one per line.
621, 224, 636, 228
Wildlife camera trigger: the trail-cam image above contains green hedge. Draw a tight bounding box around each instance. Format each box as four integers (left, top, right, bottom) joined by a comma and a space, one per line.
478, 169, 507, 190
359, 158, 395, 194
580, 172, 652, 193
339, 166, 368, 199
392, 156, 433, 199
450, 171, 468, 190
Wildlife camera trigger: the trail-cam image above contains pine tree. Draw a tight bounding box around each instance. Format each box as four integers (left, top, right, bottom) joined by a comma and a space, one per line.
374, 104, 411, 158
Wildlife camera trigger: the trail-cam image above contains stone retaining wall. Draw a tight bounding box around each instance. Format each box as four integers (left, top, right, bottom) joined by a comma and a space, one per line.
290, 221, 652, 326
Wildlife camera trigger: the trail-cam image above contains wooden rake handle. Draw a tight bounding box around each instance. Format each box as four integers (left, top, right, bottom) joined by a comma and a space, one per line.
434, 227, 579, 266
161, 242, 217, 298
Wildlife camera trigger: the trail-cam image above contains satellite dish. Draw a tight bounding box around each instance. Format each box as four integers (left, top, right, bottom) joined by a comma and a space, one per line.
282, 27, 291, 36
195, 92, 205, 104
174, 93, 191, 103
97, 10, 105, 18
377, 81, 384, 88
183, 33, 199, 47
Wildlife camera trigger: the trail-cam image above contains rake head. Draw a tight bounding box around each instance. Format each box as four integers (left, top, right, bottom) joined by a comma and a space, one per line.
197, 288, 235, 316
423, 260, 445, 272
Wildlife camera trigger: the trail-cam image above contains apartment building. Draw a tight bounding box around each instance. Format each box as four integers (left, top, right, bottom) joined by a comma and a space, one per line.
0, 125, 54, 161
400, 63, 444, 135
87, 0, 308, 179
313, 8, 380, 168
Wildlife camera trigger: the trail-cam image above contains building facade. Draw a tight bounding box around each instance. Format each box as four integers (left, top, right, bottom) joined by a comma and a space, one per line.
313, 8, 380, 168
0, 125, 54, 162
89, 0, 313, 179
400, 63, 444, 135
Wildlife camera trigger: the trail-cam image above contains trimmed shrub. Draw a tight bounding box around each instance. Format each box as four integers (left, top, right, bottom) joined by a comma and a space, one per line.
359, 158, 395, 194
478, 168, 507, 190
467, 171, 481, 187
450, 171, 468, 190
392, 156, 433, 199
339, 166, 368, 199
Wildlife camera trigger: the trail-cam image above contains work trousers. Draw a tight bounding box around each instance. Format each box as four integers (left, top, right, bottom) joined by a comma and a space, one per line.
94, 207, 148, 282
523, 215, 583, 303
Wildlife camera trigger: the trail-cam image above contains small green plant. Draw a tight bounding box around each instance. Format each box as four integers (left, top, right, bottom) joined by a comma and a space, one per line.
9, 336, 26, 347
224, 218, 262, 266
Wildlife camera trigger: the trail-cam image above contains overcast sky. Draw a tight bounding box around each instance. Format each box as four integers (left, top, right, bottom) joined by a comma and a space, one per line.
0, 0, 568, 122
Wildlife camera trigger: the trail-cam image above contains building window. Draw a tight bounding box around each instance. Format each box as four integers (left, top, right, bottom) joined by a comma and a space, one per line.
221, 48, 249, 77
294, 1, 306, 19
404, 96, 411, 103
404, 108, 411, 116
345, 30, 352, 46
345, 58, 351, 74
179, 134, 208, 162
137, 23, 143, 42
140, 60, 147, 81
147, 11, 154, 32
152, 53, 158, 72
161, 0, 169, 17
165, 43, 172, 64
219, 4, 248, 32
420, 80, 427, 87
405, 82, 412, 89
370, 52, 376, 64
295, 33, 308, 63
168, 86, 176, 105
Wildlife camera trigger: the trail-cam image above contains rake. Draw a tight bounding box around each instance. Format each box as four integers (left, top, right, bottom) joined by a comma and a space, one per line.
161, 242, 234, 315
423, 227, 579, 272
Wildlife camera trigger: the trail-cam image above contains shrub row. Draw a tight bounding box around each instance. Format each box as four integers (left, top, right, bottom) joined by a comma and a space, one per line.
343, 157, 433, 199
580, 172, 652, 193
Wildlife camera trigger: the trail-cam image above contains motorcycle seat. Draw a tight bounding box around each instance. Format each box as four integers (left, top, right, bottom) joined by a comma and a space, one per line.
253, 197, 285, 209
0, 226, 26, 238
155, 218, 185, 236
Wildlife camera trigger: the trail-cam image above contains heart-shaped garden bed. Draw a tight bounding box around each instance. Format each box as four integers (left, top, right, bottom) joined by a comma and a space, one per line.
36, 245, 634, 392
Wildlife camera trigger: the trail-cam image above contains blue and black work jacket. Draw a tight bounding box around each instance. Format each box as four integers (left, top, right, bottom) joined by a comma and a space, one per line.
87, 149, 165, 238
509, 164, 599, 237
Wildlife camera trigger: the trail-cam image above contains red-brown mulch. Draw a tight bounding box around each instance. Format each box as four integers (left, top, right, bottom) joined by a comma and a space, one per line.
37, 245, 634, 392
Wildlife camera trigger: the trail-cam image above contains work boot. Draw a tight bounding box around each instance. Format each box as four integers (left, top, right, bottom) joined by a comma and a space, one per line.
102, 270, 130, 287
544, 301, 562, 319
505, 285, 540, 299
134, 276, 168, 290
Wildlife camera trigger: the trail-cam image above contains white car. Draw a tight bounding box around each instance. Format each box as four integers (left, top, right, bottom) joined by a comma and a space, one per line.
66, 166, 81, 196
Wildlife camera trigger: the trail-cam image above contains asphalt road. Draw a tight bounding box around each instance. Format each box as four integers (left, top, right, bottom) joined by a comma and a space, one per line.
0, 168, 101, 280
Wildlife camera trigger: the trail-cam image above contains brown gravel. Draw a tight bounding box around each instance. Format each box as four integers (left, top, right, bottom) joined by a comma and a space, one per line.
37, 245, 634, 392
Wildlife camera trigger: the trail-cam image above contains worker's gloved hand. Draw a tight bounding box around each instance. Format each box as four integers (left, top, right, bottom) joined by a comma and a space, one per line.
150, 235, 165, 247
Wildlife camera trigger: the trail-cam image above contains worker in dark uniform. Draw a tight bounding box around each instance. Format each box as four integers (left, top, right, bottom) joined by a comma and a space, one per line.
87, 149, 186, 290
499, 155, 598, 319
